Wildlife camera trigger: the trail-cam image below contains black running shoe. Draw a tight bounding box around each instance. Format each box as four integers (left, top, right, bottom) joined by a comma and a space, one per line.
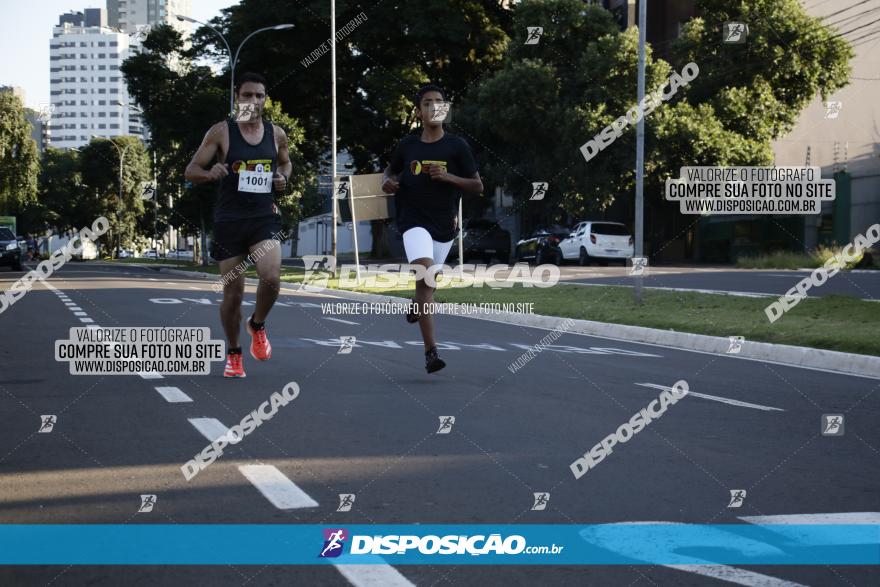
406, 299, 420, 324
425, 346, 446, 373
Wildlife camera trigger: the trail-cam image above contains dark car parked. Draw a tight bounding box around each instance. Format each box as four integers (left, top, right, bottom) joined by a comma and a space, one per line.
0, 227, 23, 271
514, 225, 570, 265
454, 219, 511, 264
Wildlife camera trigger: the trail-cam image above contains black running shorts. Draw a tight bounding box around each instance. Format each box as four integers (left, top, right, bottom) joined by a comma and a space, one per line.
211, 214, 282, 262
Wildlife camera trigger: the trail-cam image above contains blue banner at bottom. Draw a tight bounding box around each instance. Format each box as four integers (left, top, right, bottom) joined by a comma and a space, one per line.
0, 524, 877, 565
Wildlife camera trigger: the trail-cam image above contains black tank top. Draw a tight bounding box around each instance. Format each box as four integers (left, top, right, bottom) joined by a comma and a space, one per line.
215, 118, 278, 222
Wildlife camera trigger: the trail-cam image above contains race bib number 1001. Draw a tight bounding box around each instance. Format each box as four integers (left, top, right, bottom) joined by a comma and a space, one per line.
238, 170, 272, 193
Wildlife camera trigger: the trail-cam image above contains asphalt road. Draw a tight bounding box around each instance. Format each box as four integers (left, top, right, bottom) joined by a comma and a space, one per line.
1, 262, 878, 586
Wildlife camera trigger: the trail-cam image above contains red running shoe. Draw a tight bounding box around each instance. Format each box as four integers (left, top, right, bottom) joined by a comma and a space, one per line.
246, 316, 272, 361
223, 352, 246, 378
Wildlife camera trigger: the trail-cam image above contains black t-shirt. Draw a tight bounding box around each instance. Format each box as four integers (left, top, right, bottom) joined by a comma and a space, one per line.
388, 132, 478, 242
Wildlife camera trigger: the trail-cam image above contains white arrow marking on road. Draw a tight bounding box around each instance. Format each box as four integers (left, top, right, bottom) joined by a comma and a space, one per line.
323, 317, 360, 325
155, 386, 192, 403
187, 417, 230, 442
636, 383, 784, 412
581, 522, 806, 587
238, 464, 318, 509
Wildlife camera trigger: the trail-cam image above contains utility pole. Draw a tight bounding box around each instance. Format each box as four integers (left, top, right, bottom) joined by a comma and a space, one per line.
634, 0, 647, 305
153, 150, 159, 257
330, 0, 338, 273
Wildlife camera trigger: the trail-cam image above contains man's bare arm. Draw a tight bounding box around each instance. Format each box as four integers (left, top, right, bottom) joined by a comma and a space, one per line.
184, 122, 228, 184
273, 126, 293, 192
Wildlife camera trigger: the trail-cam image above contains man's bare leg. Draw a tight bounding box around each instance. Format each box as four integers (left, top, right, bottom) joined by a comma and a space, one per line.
219, 255, 247, 348
249, 238, 282, 324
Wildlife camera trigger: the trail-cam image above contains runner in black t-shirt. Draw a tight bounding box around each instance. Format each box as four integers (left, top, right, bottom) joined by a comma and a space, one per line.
184, 72, 292, 378
382, 84, 483, 373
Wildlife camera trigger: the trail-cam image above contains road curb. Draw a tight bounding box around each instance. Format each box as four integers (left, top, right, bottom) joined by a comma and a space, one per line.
157, 266, 880, 379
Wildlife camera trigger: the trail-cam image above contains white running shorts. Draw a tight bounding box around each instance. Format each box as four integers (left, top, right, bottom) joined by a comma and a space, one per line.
402, 227, 454, 265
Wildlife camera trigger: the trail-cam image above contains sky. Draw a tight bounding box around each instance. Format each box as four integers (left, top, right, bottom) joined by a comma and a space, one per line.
0, 0, 235, 109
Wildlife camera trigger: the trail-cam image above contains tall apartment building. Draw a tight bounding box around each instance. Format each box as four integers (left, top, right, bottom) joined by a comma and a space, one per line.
106, 0, 192, 37
48, 8, 143, 149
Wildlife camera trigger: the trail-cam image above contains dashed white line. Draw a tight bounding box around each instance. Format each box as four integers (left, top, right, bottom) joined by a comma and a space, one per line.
73, 311, 87, 316
635, 383, 785, 412
334, 562, 416, 587
237, 464, 319, 509
79, 317, 94, 323
187, 417, 230, 442
155, 386, 193, 403
138, 372, 163, 380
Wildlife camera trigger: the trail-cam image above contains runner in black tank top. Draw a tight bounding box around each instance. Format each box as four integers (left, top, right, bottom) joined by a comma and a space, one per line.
215, 118, 278, 222
184, 72, 293, 378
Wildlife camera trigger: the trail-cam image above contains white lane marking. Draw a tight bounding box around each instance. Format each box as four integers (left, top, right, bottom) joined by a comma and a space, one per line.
323, 317, 361, 325
69, 306, 83, 311
738, 512, 880, 548
165, 282, 176, 285
739, 512, 880, 525
567, 282, 776, 298
636, 383, 784, 412
79, 318, 94, 323
334, 563, 416, 587
471, 317, 880, 381
188, 417, 230, 442
189, 286, 200, 290
237, 464, 319, 509
138, 372, 163, 380
664, 564, 806, 587
155, 386, 192, 403
73, 311, 87, 316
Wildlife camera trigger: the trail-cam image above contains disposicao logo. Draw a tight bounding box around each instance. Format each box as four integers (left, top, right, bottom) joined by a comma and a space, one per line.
319, 528, 348, 558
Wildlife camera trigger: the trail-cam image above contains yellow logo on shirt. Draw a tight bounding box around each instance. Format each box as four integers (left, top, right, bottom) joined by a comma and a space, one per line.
409, 160, 447, 175
231, 159, 272, 174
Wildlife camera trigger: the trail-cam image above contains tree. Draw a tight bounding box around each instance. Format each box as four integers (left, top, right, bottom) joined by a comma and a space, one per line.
0, 91, 39, 215
78, 136, 151, 254
209, 0, 511, 173
34, 148, 90, 233
122, 24, 312, 245
463, 0, 852, 234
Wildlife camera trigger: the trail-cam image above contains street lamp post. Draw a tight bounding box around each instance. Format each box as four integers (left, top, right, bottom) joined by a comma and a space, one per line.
94, 135, 131, 257
175, 15, 293, 115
